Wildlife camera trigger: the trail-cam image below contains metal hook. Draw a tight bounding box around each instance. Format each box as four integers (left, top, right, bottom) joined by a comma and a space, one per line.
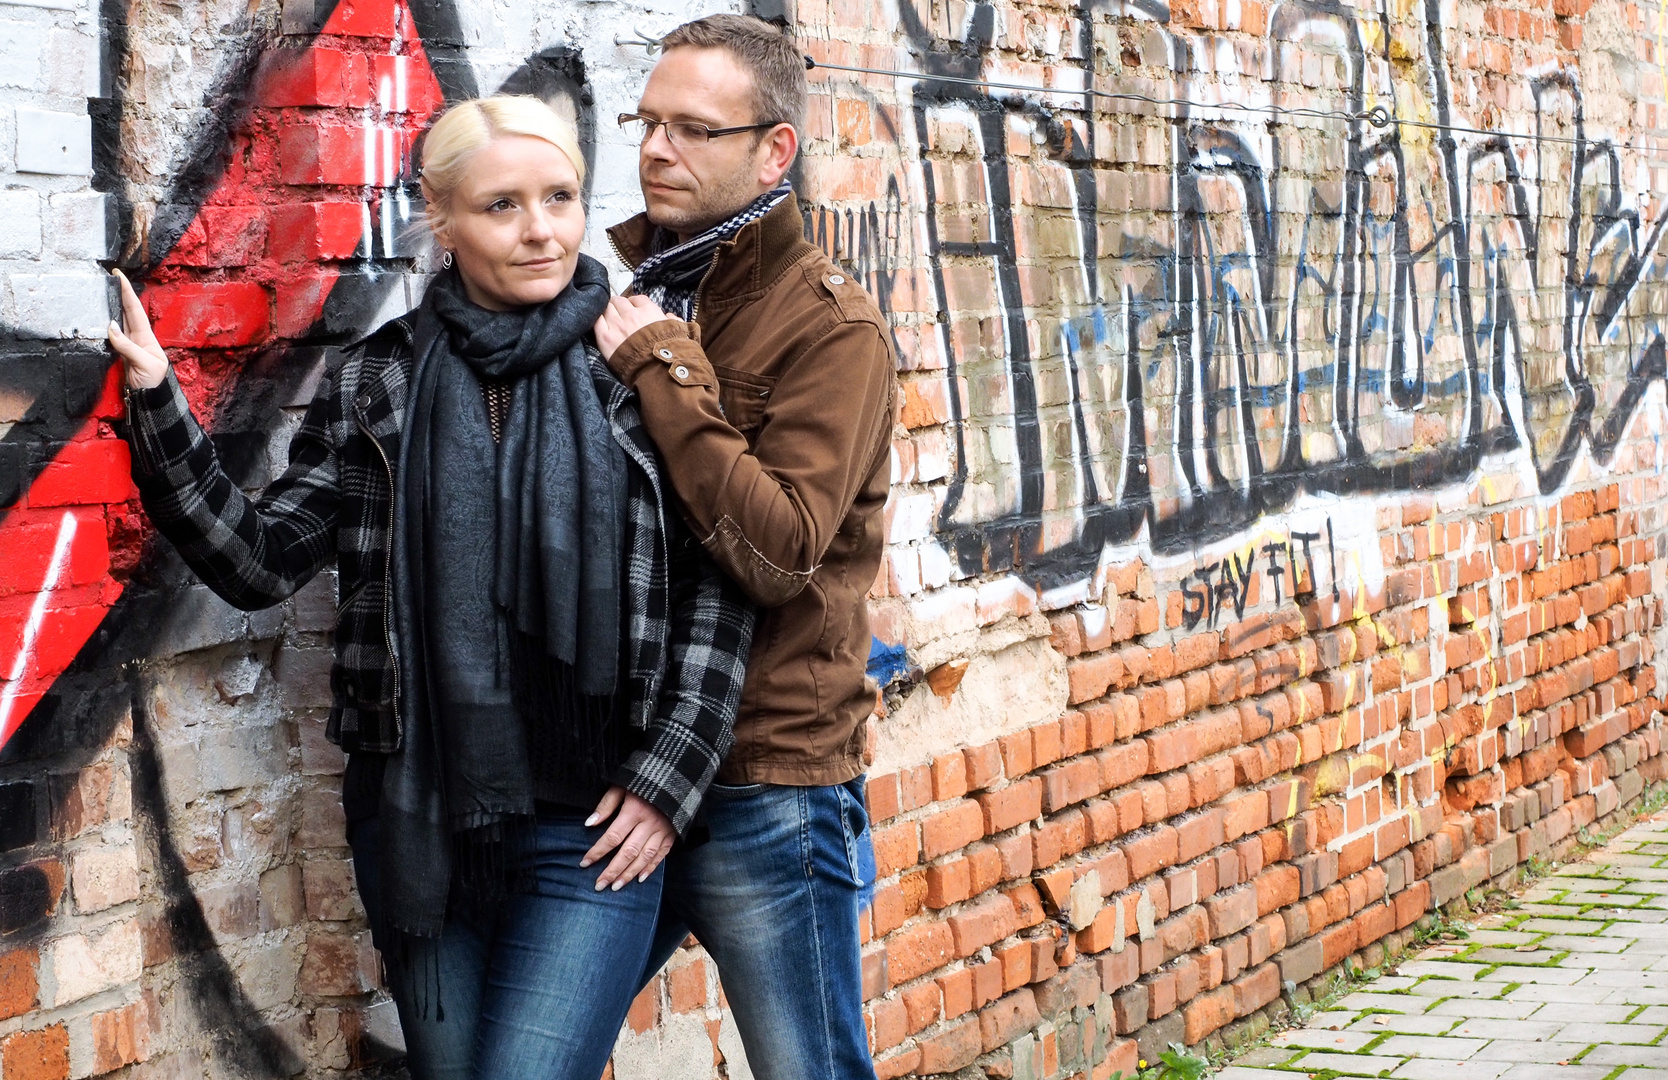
614, 27, 661, 53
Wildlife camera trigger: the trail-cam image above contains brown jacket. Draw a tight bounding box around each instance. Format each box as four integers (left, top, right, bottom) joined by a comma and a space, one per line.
606, 193, 896, 786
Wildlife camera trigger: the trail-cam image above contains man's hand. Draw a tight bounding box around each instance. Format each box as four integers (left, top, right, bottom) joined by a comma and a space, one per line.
581, 785, 677, 890
107, 269, 170, 390
594, 295, 674, 362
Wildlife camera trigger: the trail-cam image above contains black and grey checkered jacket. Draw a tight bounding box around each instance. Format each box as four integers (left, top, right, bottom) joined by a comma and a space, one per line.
123, 314, 755, 835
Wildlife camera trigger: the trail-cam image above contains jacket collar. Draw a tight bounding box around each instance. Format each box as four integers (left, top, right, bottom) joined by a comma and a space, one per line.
608, 191, 810, 308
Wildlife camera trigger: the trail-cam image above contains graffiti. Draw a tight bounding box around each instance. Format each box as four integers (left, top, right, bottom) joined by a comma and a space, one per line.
862, 0, 1668, 585
1178, 518, 1340, 631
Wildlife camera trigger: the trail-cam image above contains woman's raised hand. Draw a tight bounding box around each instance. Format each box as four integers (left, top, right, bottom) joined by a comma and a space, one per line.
107, 270, 169, 390
580, 785, 677, 890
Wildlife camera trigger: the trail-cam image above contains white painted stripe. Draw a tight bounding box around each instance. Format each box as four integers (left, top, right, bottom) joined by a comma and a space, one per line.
0, 510, 78, 744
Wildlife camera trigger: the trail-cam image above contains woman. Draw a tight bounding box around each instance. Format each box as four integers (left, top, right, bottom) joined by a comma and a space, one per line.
109, 96, 754, 1080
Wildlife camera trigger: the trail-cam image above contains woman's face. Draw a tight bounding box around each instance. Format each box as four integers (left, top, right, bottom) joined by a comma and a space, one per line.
431, 134, 586, 311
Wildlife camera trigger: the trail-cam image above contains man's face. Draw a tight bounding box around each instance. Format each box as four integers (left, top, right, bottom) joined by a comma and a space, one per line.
636, 46, 775, 238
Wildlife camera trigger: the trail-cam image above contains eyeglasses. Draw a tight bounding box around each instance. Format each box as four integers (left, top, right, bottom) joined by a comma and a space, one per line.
617, 112, 783, 148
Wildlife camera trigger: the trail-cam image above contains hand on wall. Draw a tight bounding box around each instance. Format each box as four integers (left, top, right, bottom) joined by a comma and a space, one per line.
106, 270, 169, 390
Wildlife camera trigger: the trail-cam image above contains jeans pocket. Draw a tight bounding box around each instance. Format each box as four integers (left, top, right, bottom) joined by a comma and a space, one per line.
835, 779, 876, 909
706, 780, 768, 799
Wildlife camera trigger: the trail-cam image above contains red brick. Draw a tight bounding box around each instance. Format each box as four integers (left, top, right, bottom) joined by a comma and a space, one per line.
145, 282, 271, 349
1232, 961, 1282, 1016
668, 959, 707, 1012
871, 997, 908, 1052
888, 923, 955, 985
979, 988, 1042, 1052
0, 948, 37, 1021
903, 981, 941, 1032
875, 1047, 921, 1079
976, 778, 1043, 834
874, 821, 920, 876
269, 201, 369, 263
922, 801, 985, 860
932, 753, 970, 801
999, 731, 1035, 778
1123, 826, 1179, 882
965, 742, 1005, 790
938, 968, 974, 1018
926, 859, 973, 909
1178, 983, 1233, 1044
1042, 758, 1102, 813
0, 1024, 69, 1080
949, 894, 1020, 957
627, 980, 660, 1033
917, 1016, 982, 1073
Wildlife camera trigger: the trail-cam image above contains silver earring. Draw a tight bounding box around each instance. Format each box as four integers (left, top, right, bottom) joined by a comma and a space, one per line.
441, 250, 453, 269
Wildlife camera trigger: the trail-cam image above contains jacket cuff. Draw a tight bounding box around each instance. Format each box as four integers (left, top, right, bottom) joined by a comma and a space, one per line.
612, 750, 703, 838
123, 370, 195, 479
609, 320, 714, 389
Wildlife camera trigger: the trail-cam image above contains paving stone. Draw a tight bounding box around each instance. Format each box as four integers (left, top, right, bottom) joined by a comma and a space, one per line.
1472, 931, 1543, 946
1526, 1004, 1639, 1023
1374, 1035, 1490, 1058
1604, 989, 1668, 1006
1373, 977, 1421, 991
1578, 970, 1668, 988
1632, 1006, 1668, 1024
1308, 1012, 1360, 1030
1390, 1061, 1511, 1080
1472, 949, 1560, 964
1506, 984, 1618, 1004
1348, 1014, 1460, 1035
1612, 1070, 1668, 1080
1403, 962, 1486, 981
1549, 1022, 1666, 1043
1539, 936, 1630, 952
1290, 1053, 1408, 1075
1478, 1041, 1591, 1063
1443, 1018, 1561, 1042
1335, 993, 1431, 1013
1214, 1070, 1298, 1080
1495, 1067, 1614, 1080
1430, 999, 1545, 1019
1580, 1044, 1668, 1067
1521, 920, 1608, 934
1518, 906, 1599, 918
1484, 966, 1589, 984
1274, 1029, 1381, 1051
1556, 952, 1655, 970
1232, 1046, 1302, 1067
1410, 981, 1506, 999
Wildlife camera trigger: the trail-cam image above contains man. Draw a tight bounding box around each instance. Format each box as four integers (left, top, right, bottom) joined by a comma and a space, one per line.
592, 14, 894, 1080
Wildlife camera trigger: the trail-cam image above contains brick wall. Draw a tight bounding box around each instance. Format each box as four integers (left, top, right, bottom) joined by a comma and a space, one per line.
0, 0, 1665, 1076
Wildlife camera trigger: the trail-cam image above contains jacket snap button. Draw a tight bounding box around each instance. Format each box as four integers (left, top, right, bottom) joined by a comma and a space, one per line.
673, 365, 690, 380
829, 274, 845, 285
657, 348, 674, 359
354, 392, 372, 410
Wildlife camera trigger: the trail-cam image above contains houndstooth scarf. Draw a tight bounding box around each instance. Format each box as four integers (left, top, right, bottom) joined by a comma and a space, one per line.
630, 180, 793, 319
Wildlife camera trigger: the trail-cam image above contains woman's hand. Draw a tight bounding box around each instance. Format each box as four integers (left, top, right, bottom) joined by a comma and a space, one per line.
593, 295, 673, 361
581, 785, 676, 890
107, 269, 169, 390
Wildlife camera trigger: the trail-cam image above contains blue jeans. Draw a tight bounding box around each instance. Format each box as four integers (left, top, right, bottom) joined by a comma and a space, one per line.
350, 811, 662, 1080
642, 778, 878, 1080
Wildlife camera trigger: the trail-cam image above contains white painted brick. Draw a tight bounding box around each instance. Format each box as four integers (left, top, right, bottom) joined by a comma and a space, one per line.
69, 840, 140, 913
45, 917, 141, 1006
47, 190, 112, 260
16, 106, 91, 174
46, 28, 100, 99
0, 19, 44, 91
0, 188, 43, 257
7, 271, 111, 337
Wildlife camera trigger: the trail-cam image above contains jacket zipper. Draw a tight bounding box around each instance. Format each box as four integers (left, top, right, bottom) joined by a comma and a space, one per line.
609, 231, 727, 325
355, 322, 411, 742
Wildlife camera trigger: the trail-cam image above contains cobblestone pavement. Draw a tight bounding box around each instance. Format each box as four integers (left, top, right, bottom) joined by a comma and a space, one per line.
1221, 815, 1668, 1080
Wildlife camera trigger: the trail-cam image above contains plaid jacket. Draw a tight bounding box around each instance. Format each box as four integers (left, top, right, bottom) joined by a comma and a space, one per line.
124, 315, 755, 835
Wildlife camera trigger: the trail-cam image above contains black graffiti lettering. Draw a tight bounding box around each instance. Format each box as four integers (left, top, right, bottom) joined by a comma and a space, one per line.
1291, 532, 1321, 603
1182, 571, 1211, 631
1262, 543, 1287, 605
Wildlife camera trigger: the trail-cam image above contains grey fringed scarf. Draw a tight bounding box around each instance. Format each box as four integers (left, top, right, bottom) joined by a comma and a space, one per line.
381, 255, 623, 951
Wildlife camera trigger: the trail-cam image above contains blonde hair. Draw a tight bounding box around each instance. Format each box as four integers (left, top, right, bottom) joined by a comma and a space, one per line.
419, 95, 586, 236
